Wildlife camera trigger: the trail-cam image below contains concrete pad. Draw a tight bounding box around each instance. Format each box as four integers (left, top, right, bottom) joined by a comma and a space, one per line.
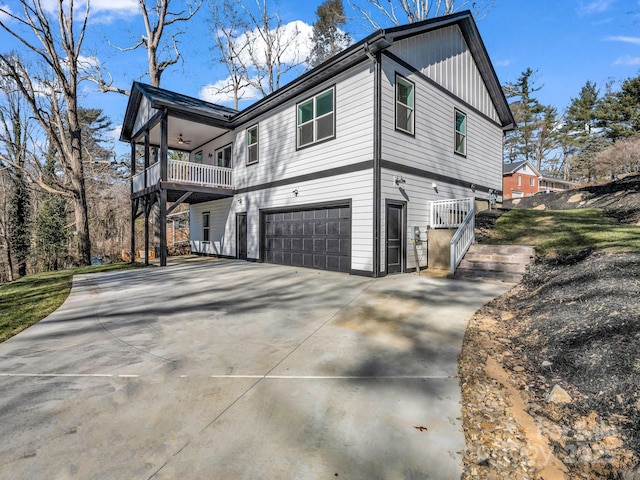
0, 260, 510, 479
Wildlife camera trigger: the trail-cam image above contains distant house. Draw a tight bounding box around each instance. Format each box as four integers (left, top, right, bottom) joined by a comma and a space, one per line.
502, 161, 540, 199
503, 161, 576, 199
538, 175, 576, 193
120, 11, 515, 276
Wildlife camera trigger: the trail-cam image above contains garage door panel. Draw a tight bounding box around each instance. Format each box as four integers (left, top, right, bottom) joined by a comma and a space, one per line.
263, 205, 351, 273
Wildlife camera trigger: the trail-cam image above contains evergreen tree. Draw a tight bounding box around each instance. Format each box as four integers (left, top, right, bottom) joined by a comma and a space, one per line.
35, 149, 69, 271
558, 81, 601, 179
8, 170, 31, 278
309, 0, 352, 67
504, 68, 545, 170
596, 76, 640, 141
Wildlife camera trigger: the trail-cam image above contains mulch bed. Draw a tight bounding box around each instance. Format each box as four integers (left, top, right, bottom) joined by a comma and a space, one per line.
460, 175, 640, 478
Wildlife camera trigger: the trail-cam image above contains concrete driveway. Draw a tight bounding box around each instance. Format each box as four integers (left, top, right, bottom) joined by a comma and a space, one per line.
0, 259, 510, 479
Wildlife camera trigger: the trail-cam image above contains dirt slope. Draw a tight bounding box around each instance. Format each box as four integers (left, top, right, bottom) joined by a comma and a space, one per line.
460, 175, 640, 479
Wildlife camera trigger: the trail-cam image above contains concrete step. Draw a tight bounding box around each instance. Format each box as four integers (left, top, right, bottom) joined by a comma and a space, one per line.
454, 244, 535, 284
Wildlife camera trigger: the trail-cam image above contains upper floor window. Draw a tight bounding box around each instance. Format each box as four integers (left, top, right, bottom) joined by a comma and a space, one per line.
247, 124, 259, 165
530, 177, 535, 187
215, 144, 232, 168
396, 75, 415, 135
194, 150, 203, 164
297, 87, 335, 148
455, 109, 467, 156
517, 175, 522, 186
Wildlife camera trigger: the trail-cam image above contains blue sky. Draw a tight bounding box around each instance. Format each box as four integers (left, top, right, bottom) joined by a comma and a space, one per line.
1, 0, 639, 156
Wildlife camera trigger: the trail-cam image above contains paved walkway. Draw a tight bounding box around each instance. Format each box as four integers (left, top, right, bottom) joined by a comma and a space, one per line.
0, 260, 510, 479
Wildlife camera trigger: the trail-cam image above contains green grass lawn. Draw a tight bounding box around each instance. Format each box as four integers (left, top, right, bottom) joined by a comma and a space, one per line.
0, 263, 143, 343
483, 208, 640, 255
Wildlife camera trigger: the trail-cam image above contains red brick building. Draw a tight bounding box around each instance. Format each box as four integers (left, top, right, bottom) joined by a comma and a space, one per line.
503, 161, 540, 199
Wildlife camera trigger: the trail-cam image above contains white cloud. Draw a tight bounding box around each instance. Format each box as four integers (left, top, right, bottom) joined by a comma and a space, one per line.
613, 55, 640, 66
199, 77, 262, 106
233, 20, 313, 68
494, 59, 511, 67
0, 5, 13, 22
578, 0, 614, 15
37, 0, 137, 23
606, 35, 640, 45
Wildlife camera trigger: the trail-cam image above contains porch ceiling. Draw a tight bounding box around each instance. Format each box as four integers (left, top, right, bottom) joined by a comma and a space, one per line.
144, 116, 229, 152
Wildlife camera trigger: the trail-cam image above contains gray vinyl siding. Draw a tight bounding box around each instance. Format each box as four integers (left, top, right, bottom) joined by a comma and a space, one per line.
133, 96, 155, 136
192, 62, 374, 189
190, 170, 374, 272
379, 29, 505, 273
190, 198, 233, 256
380, 55, 503, 193
388, 25, 500, 123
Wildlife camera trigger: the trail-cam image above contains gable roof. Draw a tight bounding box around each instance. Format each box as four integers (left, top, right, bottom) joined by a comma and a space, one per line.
120, 83, 238, 142
232, 10, 514, 130
121, 10, 514, 143
503, 160, 540, 176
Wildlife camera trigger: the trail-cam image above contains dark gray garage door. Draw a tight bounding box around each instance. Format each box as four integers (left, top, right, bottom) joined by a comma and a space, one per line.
263, 205, 351, 273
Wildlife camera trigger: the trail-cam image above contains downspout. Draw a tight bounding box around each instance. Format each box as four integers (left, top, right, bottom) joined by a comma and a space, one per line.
365, 42, 383, 278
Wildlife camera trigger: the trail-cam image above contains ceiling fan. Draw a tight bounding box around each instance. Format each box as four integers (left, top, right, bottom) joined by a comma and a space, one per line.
177, 133, 192, 145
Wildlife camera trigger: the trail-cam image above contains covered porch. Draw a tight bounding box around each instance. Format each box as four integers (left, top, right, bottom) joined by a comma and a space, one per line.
120, 82, 238, 267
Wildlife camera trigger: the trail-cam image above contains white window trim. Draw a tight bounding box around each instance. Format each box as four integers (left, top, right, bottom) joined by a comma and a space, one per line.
202, 212, 210, 243
296, 87, 335, 149
215, 143, 233, 168
246, 124, 259, 165
455, 109, 467, 156
395, 74, 415, 135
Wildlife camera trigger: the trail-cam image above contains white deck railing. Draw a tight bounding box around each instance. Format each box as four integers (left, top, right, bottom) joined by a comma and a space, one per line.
450, 207, 475, 273
430, 197, 474, 229
132, 160, 233, 192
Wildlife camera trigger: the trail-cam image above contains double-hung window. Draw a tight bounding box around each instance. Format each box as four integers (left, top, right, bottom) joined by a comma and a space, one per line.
396, 75, 415, 135
455, 109, 467, 156
297, 87, 335, 148
202, 212, 210, 242
247, 125, 259, 165
215, 144, 232, 168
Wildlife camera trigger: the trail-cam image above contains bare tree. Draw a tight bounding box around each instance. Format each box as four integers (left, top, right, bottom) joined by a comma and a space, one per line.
209, 0, 252, 109
208, 0, 309, 102
92, 0, 201, 93
0, 1, 92, 265
350, 0, 494, 28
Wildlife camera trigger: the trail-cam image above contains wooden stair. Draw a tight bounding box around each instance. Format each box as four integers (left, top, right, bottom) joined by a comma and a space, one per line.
454, 244, 535, 283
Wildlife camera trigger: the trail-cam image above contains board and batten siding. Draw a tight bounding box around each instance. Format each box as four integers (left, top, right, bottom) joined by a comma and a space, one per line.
388, 25, 500, 124
190, 168, 375, 273
380, 55, 503, 194
133, 95, 156, 138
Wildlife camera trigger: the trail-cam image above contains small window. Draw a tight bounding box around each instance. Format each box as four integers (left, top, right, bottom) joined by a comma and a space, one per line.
203, 212, 210, 242
517, 175, 522, 187
215, 144, 232, 168
396, 75, 415, 135
530, 177, 535, 187
297, 87, 335, 148
194, 151, 203, 164
455, 109, 467, 156
247, 125, 259, 165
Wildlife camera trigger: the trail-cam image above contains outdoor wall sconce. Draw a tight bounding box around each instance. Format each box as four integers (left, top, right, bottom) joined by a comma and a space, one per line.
208, 152, 213, 157
293, 189, 299, 196
395, 175, 406, 186
237, 198, 242, 204
470, 183, 476, 192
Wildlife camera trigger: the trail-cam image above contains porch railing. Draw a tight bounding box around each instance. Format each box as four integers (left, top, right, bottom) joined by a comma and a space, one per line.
132, 160, 233, 192
450, 207, 475, 273
430, 197, 474, 229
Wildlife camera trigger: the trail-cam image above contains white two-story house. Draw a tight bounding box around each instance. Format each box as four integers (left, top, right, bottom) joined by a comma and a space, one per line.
120, 11, 514, 276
